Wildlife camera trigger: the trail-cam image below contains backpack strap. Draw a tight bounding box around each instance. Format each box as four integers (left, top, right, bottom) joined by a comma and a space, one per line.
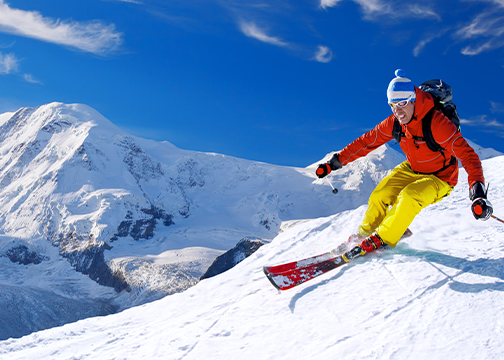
393, 107, 446, 152
392, 120, 403, 143
392, 120, 426, 143
421, 107, 443, 153
421, 106, 458, 174
392, 107, 457, 175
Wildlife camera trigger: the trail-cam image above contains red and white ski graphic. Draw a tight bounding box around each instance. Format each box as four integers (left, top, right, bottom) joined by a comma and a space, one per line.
263, 229, 412, 290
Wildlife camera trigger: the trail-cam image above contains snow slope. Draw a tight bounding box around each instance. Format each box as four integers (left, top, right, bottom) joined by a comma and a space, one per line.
0, 103, 410, 339
1, 155, 503, 360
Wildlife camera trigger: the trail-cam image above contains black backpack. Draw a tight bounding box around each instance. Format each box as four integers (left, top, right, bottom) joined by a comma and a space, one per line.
392, 79, 460, 174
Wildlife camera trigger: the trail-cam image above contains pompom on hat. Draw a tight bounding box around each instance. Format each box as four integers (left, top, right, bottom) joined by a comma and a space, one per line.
387, 69, 416, 103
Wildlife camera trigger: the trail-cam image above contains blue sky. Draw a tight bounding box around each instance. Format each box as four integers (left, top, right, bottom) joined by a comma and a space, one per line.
0, 0, 503, 167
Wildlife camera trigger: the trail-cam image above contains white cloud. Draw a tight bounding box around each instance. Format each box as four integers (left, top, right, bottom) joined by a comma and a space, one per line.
490, 101, 504, 113
239, 21, 288, 46
460, 115, 504, 127
456, 11, 504, 55
407, 4, 442, 20
321, 0, 391, 15
320, 0, 345, 9
356, 0, 391, 15
457, 13, 504, 39
466, 0, 504, 8
23, 74, 42, 84
314, 45, 333, 63
0, 1, 123, 55
413, 29, 448, 56
320, 0, 440, 20
461, 40, 503, 55
413, 38, 431, 57
0, 52, 18, 74
487, 119, 504, 127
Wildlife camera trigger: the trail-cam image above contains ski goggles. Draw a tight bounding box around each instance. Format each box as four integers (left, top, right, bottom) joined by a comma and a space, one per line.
389, 94, 414, 109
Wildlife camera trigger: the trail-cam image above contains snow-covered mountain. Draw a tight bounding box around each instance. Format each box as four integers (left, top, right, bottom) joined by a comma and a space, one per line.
1, 153, 503, 360
0, 102, 415, 340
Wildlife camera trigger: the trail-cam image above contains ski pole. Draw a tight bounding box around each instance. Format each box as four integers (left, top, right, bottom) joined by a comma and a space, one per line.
491, 214, 504, 224
325, 177, 338, 194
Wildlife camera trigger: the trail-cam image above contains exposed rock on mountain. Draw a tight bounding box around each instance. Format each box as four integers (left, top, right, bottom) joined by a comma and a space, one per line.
5, 245, 49, 265
201, 237, 266, 280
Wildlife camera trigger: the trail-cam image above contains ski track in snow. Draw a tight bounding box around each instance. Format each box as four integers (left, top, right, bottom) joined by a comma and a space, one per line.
0, 104, 504, 359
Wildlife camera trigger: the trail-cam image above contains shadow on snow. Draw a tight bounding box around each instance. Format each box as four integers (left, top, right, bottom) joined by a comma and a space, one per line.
287, 244, 504, 312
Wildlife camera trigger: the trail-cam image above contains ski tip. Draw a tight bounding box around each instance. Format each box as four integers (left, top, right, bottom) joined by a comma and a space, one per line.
263, 266, 271, 275
263, 266, 283, 291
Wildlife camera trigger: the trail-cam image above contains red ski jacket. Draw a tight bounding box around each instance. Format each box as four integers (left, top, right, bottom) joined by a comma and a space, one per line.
337, 87, 484, 187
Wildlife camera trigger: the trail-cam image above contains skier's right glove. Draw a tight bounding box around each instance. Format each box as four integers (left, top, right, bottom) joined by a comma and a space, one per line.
316, 153, 342, 179
469, 181, 493, 221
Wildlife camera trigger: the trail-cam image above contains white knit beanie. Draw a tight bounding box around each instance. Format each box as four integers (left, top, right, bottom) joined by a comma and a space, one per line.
387, 69, 416, 103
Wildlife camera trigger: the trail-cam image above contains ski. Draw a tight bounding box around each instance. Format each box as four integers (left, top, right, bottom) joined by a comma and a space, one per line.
263, 249, 357, 291
263, 229, 412, 291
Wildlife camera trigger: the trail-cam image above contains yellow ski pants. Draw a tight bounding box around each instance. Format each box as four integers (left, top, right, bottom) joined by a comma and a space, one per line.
358, 161, 453, 247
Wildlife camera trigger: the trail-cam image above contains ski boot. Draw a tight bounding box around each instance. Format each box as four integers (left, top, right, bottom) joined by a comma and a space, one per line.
360, 233, 383, 253
342, 233, 383, 262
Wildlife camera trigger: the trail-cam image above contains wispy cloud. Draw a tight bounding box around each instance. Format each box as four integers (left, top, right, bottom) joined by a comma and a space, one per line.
103, 0, 142, 3
413, 38, 432, 57
460, 115, 504, 127
322, 0, 504, 57
456, 12, 504, 39
239, 21, 288, 46
239, 21, 334, 63
413, 29, 449, 56
0, 1, 123, 55
146, 9, 198, 30
490, 101, 504, 113
320, 0, 344, 10
314, 45, 333, 63
23, 74, 42, 84
466, 0, 504, 8
456, 10, 504, 55
0, 40, 15, 49
116, 0, 143, 4
356, 0, 392, 16
0, 52, 18, 74
407, 4, 442, 21
321, 0, 390, 16
320, 0, 439, 20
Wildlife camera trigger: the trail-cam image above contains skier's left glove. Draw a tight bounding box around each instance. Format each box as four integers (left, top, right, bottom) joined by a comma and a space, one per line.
316, 153, 342, 179
316, 163, 331, 178
469, 182, 493, 221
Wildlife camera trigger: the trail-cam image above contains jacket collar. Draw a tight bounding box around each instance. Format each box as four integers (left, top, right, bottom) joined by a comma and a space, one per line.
413, 86, 435, 121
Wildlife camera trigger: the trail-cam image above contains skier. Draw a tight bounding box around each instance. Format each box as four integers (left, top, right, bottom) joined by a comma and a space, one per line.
316, 69, 493, 254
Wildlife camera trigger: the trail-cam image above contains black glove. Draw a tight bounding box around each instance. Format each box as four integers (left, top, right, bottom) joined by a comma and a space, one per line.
471, 198, 493, 220
316, 163, 331, 178
316, 153, 343, 179
327, 153, 343, 171
469, 182, 493, 221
